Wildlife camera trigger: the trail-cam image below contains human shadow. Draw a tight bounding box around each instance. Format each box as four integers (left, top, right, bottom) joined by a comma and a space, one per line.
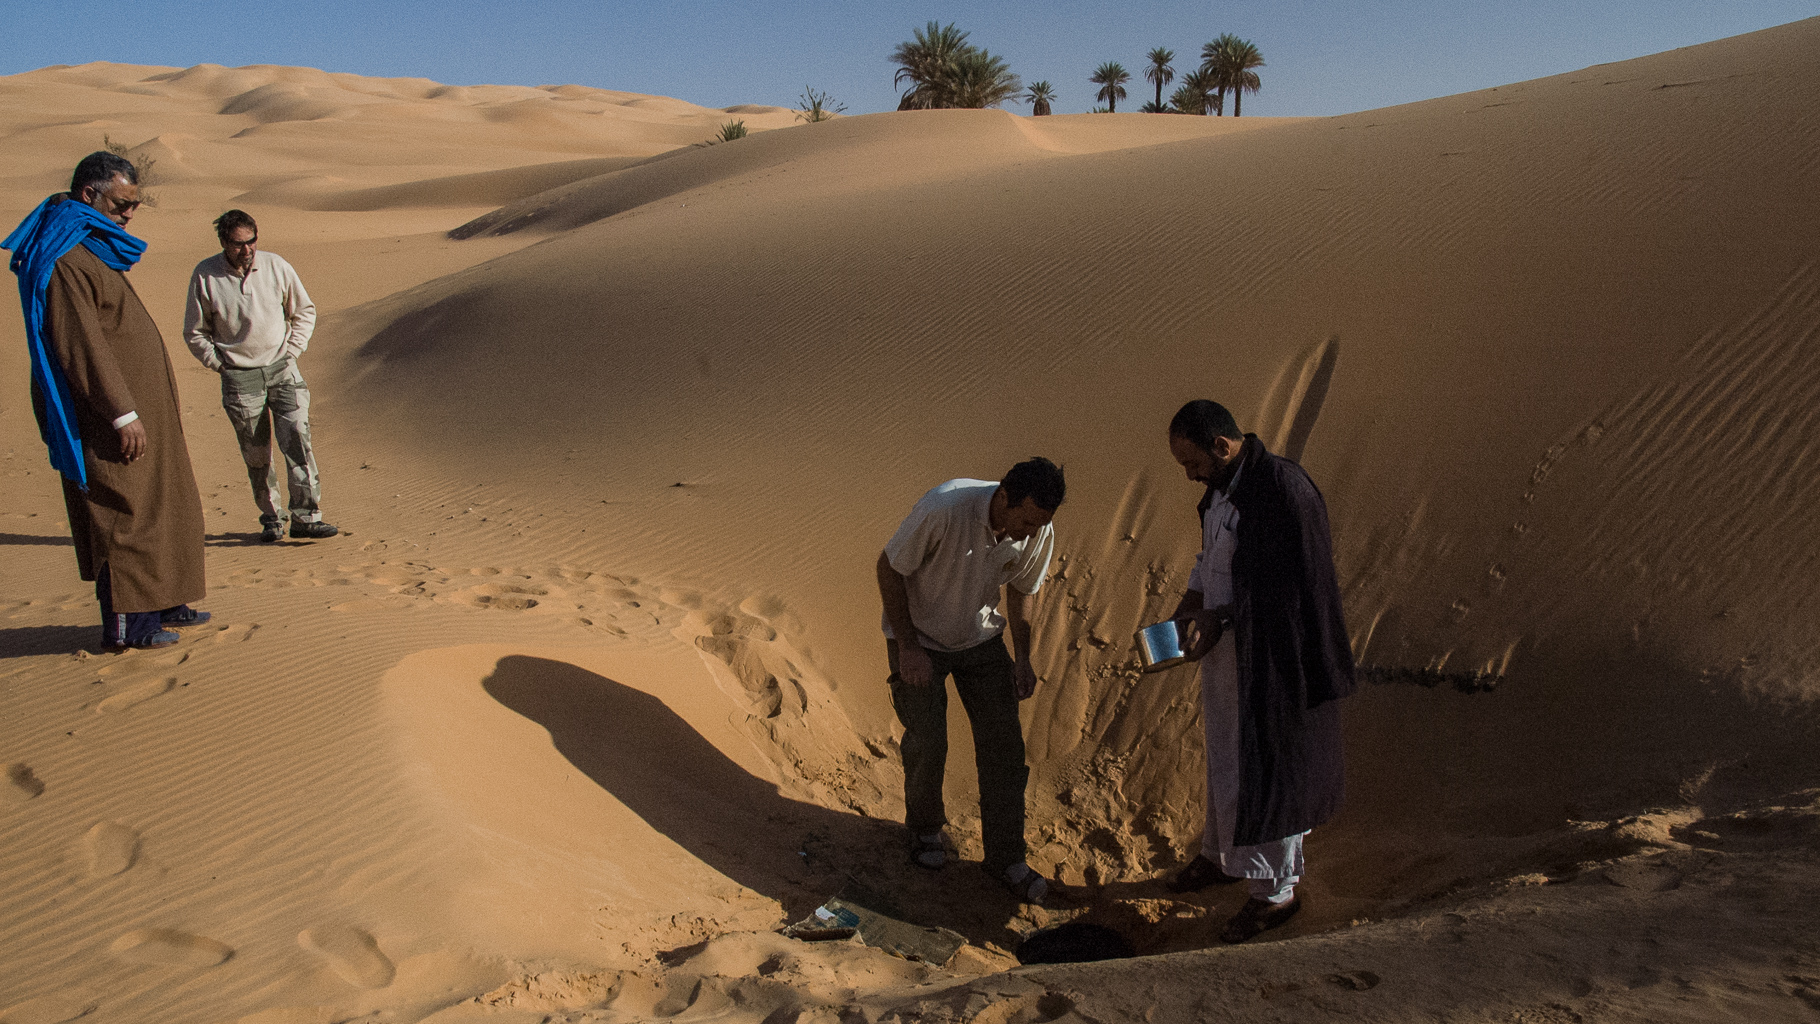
0, 532, 72, 546
481, 655, 1036, 946
205, 531, 275, 547
0, 624, 98, 659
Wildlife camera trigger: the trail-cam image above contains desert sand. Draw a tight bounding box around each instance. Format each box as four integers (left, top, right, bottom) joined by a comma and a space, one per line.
4, 18, 1820, 1023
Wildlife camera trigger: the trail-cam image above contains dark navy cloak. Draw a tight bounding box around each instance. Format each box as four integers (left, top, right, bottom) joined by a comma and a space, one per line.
1200, 434, 1356, 845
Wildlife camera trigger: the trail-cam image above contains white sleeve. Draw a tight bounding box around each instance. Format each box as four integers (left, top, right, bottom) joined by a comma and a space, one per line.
181, 271, 223, 370
112, 411, 139, 428
883, 493, 947, 577
277, 258, 315, 359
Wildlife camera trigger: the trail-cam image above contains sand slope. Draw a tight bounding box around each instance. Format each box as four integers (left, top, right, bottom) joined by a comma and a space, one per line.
3, 22, 1820, 1023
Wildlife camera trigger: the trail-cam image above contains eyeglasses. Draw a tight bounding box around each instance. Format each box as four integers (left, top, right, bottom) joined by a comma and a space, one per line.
223, 237, 258, 249
86, 189, 140, 215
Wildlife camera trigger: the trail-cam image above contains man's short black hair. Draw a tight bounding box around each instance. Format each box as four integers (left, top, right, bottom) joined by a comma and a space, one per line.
70, 151, 137, 196
1001, 457, 1066, 512
214, 209, 257, 241
1169, 400, 1243, 453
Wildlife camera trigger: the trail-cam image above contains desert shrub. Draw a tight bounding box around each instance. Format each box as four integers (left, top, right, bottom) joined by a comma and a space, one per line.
796, 86, 846, 123
697, 119, 749, 147
103, 134, 157, 205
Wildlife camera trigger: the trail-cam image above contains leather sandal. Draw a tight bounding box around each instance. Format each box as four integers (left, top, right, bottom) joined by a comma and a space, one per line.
1166, 854, 1244, 893
1220, 896, 1301, 944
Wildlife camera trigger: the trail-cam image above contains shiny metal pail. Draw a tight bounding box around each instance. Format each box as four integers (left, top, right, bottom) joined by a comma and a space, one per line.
1135, 620, 1188, 673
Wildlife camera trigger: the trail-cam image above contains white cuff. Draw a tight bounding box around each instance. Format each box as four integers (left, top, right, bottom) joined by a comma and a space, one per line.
112, 411, 139, 429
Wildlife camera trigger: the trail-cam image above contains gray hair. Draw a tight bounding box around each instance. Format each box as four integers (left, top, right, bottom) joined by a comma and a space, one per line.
70, 151, 137, 196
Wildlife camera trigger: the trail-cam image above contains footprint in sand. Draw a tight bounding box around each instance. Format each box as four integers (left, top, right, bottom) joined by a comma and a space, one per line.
5, 763, 46, 803
449, 583, 545, 611
108, 927, 233, 968
232, 1008, 338, 1024
0, 988, 100, 1024
298, 925, 395, 989
95, 677, 176, 715
80, 822, 140, 876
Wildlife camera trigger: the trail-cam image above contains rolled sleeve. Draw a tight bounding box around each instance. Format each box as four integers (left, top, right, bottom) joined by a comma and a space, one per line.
1006, 523, 1054, 595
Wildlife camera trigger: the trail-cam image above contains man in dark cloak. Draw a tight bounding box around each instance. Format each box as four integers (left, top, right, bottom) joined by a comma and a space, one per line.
1161, 399, 1354, 943
4, 152, 210, 650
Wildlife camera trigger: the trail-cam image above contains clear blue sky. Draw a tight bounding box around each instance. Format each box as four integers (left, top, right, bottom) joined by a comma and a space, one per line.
4, 1, 1816, 116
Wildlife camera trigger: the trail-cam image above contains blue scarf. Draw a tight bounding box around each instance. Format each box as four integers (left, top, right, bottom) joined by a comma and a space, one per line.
3, 195, 148, 490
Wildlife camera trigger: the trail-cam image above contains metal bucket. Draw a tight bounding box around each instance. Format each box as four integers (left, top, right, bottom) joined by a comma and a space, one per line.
1135, 620, 1187, 673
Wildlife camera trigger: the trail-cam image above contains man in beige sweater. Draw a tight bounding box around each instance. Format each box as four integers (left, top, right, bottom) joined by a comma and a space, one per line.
183, 210, 337, 542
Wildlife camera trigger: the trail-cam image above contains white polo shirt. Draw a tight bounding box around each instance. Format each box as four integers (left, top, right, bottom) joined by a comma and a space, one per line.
882, 479, 1055, 652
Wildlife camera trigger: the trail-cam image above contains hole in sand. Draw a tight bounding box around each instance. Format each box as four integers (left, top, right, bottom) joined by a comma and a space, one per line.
386, 645, 1820, 964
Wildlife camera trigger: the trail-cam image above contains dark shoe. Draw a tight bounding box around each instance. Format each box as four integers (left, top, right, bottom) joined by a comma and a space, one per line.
105, 629, 180, 652
1220, 896, 1301, 944
160, 606, 211, 629
260, 523, 284, 543
1166, 854, 1245, 893
289, 520, 339, 540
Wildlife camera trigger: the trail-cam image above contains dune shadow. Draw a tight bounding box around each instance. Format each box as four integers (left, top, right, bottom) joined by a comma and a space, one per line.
0, 624, 98, 659
482, 655, 1038, 943
0, 532, 73, 546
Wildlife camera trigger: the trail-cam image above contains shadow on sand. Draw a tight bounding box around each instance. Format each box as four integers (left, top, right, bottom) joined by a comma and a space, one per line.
482, 655, 1041, 949
205, 531, 282, 547
0, 533, 72, 546
0, 624, 98, 659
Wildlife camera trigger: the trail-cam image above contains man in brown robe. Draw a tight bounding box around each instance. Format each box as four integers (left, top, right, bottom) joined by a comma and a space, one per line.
12, 152, 211, 649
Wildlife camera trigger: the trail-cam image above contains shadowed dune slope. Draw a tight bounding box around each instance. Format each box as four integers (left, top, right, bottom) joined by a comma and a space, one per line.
334, 17, 1820, 883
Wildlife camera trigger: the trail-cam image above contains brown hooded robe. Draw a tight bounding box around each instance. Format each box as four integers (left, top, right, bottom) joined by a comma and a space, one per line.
34, 242, 206, 613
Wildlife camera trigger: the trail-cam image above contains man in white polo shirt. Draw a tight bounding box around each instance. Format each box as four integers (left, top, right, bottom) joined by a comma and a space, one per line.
183, 209, 336, 543
875, 457, 1065, 905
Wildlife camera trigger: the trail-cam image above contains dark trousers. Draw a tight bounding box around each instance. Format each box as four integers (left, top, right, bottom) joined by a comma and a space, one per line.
887, 634, 1029, 873
97, 563, 160, 645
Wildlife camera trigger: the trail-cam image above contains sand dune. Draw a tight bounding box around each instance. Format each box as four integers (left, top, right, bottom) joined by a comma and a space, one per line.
4, 21, 1820, 1023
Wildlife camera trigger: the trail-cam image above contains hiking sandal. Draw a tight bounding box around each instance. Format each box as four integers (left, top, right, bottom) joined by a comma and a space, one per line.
999, 863, 1053, 906
911, 833, 947, 870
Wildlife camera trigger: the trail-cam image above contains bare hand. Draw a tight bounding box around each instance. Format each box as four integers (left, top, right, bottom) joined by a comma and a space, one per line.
117, 420, 147, 463
897, 642, 934, 687
1014, 658, 1039, 701
1176, 606, 1233, 662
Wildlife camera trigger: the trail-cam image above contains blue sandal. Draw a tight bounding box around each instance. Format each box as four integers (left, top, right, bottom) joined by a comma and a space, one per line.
160, 606, 211, 629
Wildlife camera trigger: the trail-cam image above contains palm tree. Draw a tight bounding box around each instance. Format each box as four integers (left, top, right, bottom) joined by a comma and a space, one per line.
1090, 61, 1130, 113
1180, 66, 1218, 114
1199, 36, 1231, 115
1168, 83, 1203, 115
1223, 38, 1265, 116
945, 49, 1022, 109
1202, 34, 1264, 116
891, 21, 972, 110
1024, 80, 1056, 116
1144, 48, 1175, 111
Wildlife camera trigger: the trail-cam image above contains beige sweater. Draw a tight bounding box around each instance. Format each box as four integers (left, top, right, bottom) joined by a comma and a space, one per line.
182, 250, 316, 370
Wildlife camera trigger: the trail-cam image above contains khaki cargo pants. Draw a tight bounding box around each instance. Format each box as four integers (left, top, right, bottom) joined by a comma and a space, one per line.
220, 358, 322, 526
